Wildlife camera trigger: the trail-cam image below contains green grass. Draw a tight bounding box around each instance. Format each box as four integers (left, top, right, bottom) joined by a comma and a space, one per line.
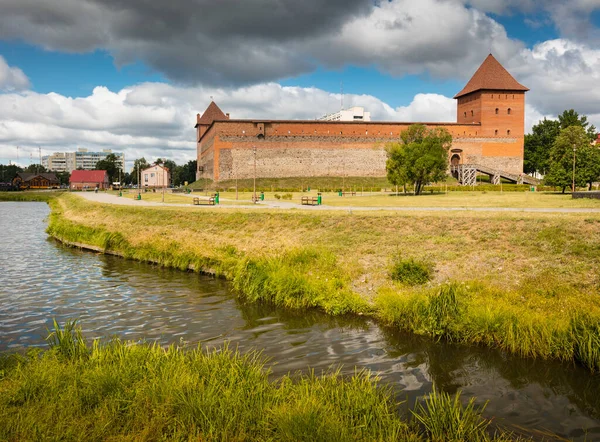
191, 175, 394, 192
390, 256, 433, 285
45, 194, 600, 373
0, 191, 63, 202
0, 321, 527, 441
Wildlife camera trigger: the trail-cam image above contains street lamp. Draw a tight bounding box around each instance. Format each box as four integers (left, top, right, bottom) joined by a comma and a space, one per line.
572, 144, 577, 193
252, 146, 257, 203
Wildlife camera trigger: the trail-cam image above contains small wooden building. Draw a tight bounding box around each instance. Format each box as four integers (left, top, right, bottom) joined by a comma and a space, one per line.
69, 170, 109, 190
12, 173, 60, 189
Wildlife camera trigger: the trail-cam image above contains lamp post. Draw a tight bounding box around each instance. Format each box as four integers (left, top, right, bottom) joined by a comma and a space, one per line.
572, 144, 577, 193
252, 146, 257, 203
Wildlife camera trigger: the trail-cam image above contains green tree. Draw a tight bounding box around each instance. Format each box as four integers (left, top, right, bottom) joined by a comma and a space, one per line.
544, 126, 593, 193
24, 164, 48, 174
524, 118, 560, 176
95, 154, 122, 183
55, 171, 71, 186
131, 158, 150, 185
386, 125, 452, 195
558, 109, 597, 140
0, 164, 23, 183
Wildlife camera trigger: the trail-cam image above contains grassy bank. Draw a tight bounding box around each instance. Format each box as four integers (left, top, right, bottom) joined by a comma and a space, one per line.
0, 190, 63, 202
47, 194, 600, 372
0, 321, 525, 441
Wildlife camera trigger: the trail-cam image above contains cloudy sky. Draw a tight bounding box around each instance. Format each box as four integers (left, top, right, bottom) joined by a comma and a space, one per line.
1, 0, 600, 170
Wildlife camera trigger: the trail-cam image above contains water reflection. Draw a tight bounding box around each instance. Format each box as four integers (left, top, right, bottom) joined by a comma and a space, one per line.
1, 202, 599, 440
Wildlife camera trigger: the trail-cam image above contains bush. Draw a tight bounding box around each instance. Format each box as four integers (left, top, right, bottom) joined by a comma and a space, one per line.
390, 257, 433, 285
282, 193, 293, 200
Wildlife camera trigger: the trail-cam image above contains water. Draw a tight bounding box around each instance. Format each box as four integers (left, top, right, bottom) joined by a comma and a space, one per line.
1, 201, 599, 440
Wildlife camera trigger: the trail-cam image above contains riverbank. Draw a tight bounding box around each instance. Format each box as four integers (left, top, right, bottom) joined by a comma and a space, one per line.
44, 193, 600, 373
0, 321, 527, 441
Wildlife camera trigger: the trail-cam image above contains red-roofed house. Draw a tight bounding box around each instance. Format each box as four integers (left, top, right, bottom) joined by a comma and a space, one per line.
70, 170, 109, 190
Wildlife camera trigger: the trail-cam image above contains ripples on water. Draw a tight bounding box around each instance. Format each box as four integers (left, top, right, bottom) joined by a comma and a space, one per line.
1, 201, 599, 440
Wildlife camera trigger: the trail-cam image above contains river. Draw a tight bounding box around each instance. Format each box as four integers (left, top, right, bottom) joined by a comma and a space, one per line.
1, 201, 599, 440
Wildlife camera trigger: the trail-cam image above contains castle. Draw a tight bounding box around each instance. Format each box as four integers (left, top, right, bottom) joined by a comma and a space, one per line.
195, 54, 529, 183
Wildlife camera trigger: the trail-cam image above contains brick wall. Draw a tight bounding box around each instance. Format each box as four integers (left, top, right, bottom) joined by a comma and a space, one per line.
197, 107, 525, 181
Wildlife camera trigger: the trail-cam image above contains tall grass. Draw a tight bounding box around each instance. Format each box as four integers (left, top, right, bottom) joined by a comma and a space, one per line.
45, 194, 600, 373
0, 321, 526, 441
412, 387, 491, 441
0, 191, 62, 202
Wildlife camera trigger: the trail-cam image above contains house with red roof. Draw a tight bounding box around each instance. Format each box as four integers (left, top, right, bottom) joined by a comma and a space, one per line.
69, 170, 109, 190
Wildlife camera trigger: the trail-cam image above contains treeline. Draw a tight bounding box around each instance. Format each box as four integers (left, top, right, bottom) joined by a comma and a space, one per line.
0, 163, 71, 185
525, 109, 600, 192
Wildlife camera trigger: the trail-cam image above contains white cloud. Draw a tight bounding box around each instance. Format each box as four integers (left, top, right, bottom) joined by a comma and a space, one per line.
0, 82, 466, 170
0, 56, 30, 91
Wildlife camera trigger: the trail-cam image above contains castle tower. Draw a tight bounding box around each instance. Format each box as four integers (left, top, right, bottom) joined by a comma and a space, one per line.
195, 101, 229, 180
454, 54, 529, 139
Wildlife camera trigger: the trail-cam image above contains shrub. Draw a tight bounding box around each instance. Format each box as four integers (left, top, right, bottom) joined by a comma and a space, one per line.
390, 256, 433, 285
282, 193, 293, 200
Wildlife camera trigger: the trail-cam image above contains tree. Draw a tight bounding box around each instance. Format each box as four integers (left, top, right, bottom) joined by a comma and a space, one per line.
130, 158, 150, 185
174, 160, 197, 186
525, 110, 598, 177
0, 164, 23, 183
95, 154, 122, 183
558, 109, 597, 140
24, 164, 48, 174
524, 118, 560, 176
544, 126, 595, 193
55, 171, 71, 186
386, 125, 452, 195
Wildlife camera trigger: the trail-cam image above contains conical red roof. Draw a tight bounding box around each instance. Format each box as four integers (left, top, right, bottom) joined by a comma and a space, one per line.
197, 101, 228, 125
454, 54, 528, 98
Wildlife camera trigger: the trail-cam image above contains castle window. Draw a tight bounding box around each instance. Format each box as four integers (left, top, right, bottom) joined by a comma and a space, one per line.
507, 130, 511, 136
463, 112, 466, 118
495, 108, 499, 115
494, 130, 498, 136
491, 94, 493, 98
471, 110, 474, 117
507, 108, 511, 115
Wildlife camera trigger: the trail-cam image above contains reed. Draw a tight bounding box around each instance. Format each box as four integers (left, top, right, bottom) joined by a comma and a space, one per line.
0, 321, 526, 441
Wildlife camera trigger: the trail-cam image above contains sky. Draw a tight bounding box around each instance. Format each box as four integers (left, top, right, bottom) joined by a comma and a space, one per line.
1, 0, 600, 171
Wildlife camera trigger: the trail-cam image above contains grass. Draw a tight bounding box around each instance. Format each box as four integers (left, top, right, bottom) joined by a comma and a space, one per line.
0, 321, 527, 441
390, 256, 433, 285
45, 193, 600, 373
0, 190, 63, 202
191, 175, 394, 192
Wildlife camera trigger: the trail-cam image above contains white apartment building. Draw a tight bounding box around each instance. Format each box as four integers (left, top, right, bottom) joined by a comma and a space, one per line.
319, 106, 371, 122
42, 148, 124, 173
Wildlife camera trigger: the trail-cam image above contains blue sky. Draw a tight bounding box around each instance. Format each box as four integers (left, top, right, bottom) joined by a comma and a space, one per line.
0, 0, 599, 168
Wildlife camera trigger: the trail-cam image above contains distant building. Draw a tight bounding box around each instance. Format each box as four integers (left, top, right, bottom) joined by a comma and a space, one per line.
69, 170, 109, 190
12, 173, 60, 189
42, 148, 124, 173
141, 164, 170, 188
319, 106, 371, 122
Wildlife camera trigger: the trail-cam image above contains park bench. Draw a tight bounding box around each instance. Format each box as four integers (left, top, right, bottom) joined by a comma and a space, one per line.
340, 191, 356, 196
301, 196, 319, 206
193, 196, 215, 205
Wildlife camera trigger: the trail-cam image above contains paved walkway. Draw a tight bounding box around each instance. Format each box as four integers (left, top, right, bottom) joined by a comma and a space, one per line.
78, 192, 600, 214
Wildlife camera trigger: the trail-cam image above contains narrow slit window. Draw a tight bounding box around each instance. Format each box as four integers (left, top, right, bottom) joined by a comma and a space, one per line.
507, 129, 511, 136
495, 108, 499, 114
507, 108, 511, 115
494, 129, 498, 136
